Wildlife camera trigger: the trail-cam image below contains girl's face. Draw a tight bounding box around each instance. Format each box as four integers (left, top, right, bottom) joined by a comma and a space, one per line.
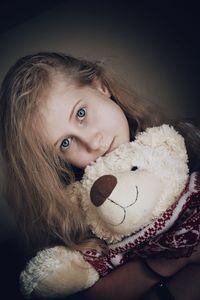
41, 78, 130, 169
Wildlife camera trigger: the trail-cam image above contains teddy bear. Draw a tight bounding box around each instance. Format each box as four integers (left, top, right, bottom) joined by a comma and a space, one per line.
20, 124, 200, 299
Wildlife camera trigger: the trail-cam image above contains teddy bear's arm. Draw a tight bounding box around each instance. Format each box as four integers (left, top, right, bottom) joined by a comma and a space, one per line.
20, 246, 99, 299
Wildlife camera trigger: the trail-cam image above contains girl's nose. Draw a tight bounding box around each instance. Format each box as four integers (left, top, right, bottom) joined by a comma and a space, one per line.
82, 131, 104, 152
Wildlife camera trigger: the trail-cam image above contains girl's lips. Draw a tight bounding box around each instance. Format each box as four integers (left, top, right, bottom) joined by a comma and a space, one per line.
89, 139, 115, 164
103, 138, 115, 156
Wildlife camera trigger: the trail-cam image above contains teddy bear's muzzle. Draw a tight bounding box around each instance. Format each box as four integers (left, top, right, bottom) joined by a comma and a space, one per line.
90, 175, 117, 207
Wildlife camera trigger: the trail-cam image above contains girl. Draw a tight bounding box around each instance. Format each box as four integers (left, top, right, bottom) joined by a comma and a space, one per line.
0, 52, 200, 300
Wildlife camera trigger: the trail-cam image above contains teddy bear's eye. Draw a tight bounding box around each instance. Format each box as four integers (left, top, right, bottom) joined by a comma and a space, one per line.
131, 166, 138, 171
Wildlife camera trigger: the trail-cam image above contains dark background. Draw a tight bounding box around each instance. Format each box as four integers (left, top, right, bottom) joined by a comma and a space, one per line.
0, 0, 199, 117
0, 0, 65, 34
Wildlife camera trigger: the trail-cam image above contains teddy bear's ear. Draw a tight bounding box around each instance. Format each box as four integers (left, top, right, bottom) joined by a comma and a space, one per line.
136, 124, 188, 161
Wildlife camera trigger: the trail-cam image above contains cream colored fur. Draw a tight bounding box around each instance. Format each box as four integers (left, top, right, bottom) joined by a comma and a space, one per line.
20, 246, 99, 298
81, 124, 189, 243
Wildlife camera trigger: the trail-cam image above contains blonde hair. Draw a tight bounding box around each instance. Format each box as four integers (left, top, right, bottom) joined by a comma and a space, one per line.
0, 52, 173, 253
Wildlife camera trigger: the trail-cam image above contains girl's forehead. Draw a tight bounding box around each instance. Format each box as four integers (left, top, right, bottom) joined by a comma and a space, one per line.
38, 81, 84, 127
38, 77, 74, 104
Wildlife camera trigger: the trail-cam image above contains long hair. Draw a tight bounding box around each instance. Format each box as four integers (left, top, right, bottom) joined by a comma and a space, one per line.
0, 52, 199, 254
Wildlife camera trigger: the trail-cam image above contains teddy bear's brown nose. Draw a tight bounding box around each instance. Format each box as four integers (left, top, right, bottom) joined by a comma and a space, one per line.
90, 175, 117, 207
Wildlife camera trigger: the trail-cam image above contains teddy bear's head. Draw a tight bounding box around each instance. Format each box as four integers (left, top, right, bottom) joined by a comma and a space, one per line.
80, 125, 189, 244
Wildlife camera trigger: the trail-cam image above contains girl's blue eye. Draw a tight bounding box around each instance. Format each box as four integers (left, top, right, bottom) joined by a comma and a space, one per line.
60, 138, 72, 150
77, 107, 86, 119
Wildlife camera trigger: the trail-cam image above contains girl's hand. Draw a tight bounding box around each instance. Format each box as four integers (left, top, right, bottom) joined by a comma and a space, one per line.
146, 256, 188, 278
146, 244, 200, 278
189, 244, 200, 264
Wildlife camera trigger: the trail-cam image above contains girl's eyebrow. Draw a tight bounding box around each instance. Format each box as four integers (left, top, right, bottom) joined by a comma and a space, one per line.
54, 99, 82, 147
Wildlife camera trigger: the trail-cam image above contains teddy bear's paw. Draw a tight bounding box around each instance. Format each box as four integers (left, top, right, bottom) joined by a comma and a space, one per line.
20, 246, 99, 298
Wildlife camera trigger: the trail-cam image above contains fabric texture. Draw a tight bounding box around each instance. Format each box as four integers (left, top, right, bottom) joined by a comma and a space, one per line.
83, 172, 200, 277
